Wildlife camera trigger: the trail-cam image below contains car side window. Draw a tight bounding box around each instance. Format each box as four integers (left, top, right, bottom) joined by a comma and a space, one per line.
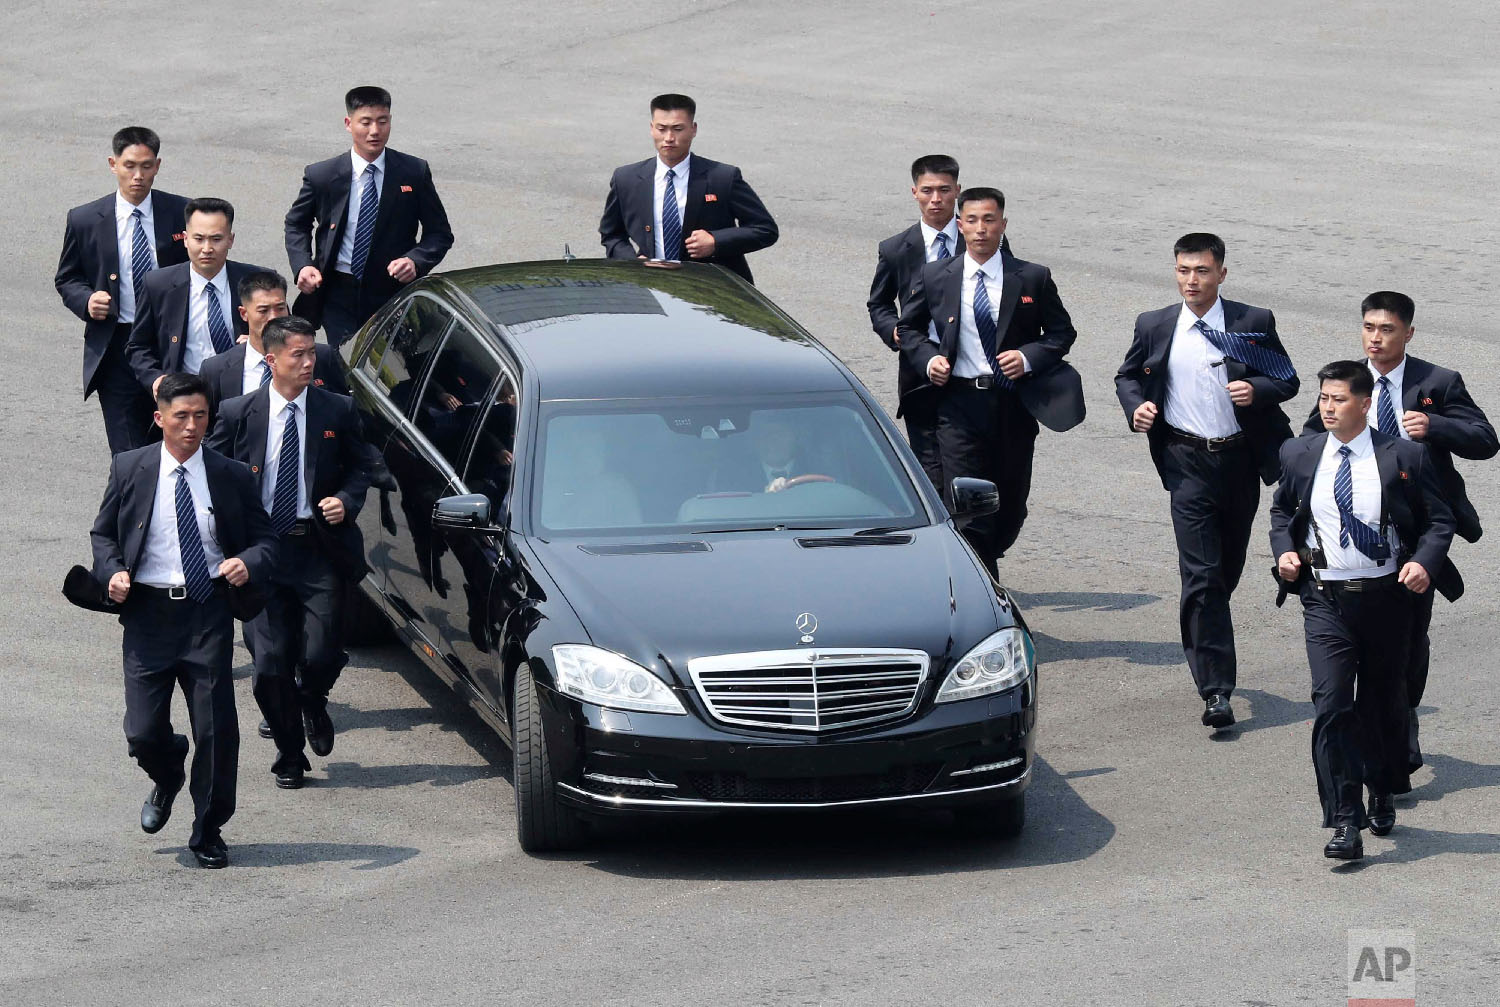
411, 320, 504, 468
366, 295, 455, 412
461, 372, 521, 514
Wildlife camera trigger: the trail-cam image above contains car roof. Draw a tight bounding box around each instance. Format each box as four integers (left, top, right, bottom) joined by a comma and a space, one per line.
438, 259, 854, 401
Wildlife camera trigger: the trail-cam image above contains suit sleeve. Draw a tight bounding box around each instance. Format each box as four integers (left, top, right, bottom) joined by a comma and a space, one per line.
90, 455, 127, 587
1016, 268, 1077, 376
896, 270, 940, 379
706, 167, 778, 257
1409, 446, 1456, 576
598, 172, 639, 260
284, 166, 319, 277
333, 401, 375, 519
55, 214, 97, 322
1422, 372, 1498, 460
204, 406, 235, 456
405, 161, 453, 274
1242, 310, 1299, 407
125, 286, 165, 392
1267, 440, 1302, 560
866, 246, 900, 348
1114, 316, 1151, 427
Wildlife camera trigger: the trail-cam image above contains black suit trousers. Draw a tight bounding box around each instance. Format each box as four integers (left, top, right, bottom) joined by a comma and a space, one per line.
1406, 587, 1436, 709
320, 272, 366, 348
121, 589, 238, 847
935, 383, 1038, 572
903, 390, 944, 496
96, 325, 156, 455
1161, 440, 1260, 698
1298, 578, 1413, 827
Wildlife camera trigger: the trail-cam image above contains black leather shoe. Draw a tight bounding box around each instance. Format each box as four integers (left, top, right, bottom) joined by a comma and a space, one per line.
1407, 709, 1423, 772
1324, 824, 1364, 860
1201, 694, 1235, 729
304, 706, 334, 757
258, 719, 273, 740
140, 777, 184, 834
190, 838, 229, 869
1367, 792, 1395, 836
275, 765, 305, 790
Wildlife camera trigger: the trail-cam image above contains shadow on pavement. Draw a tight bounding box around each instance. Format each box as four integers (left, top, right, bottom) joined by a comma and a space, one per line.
162, 842, 420, 870
1333, 825, 1500, 871
318, 760, 499, 789
1031, 631, 1183, 667
569, 756, 1114, 880
1009, 590, 1161, 613
1225, 687, 1315, 736
1406, 751, 1500, 805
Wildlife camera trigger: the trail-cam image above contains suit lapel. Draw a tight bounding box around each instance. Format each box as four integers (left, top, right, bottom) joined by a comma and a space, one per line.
302, 389, 323, 496
1400, 356, 1430, 412
901, 225, 924, 282
1297, 433, 1325, 515
129, 448, 162, 573
372, 150, 400, 240
681, 158, 709, 235
224, 344, 247, 397
246, 388, 271, 479
936, 256, 966, 356
330, 158, 354, 247
1151, 306, 1178, 370
164, 268, 192, 370
992, 256, 1023, 343
634, 160, 655, 254
93, 200, 121, 295
149, 191, 178, 257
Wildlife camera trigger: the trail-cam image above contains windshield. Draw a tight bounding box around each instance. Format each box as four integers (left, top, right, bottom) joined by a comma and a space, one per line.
532, 393, 925, 535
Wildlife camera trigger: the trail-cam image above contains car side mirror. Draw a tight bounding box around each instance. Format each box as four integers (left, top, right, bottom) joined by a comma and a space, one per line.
433, 493, 494, 531
949, 477, 1000, 525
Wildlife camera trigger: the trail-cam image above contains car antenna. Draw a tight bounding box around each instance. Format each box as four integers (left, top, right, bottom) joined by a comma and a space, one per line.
562, 243, 576, 262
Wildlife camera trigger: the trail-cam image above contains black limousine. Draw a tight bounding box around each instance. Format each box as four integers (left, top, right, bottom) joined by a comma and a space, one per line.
340, 259, 1037, 851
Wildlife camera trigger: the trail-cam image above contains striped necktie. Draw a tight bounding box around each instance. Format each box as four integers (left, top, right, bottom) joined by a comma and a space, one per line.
270, 403, 301, 536
972, 269, 1014, 389
1334, 445, 1391, 560
130, 208, 154, 306
661, 168, 683, 260
351, 163, 379, 278
204, 283, 234, 355
174, 466, 215, 603
933, 232, 950, 260
1194, 319, 1296, 381
1376, 376, 1400, 436
258, 359, 272, 388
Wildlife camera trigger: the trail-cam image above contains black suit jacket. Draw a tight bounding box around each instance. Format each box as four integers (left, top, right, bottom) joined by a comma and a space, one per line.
1116, 300, 1298, 487
284, 148, 454, 325
598, 155, 778, 283
55, 190, 190, 395
896, 253, 1085, 431
89, 444, 279, 618
199, 341, 350, 418
1300, 355, 1497, 543
1270, 430, 1460, 602
123, 261, 266, 391
206, 385, 375, 580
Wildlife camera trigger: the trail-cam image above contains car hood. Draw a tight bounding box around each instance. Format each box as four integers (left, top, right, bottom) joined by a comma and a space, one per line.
529, 526, 1010, 687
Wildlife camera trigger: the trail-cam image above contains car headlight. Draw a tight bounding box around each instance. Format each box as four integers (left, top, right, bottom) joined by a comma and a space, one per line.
551, 645, 687, 715
934, 628, 1034, 703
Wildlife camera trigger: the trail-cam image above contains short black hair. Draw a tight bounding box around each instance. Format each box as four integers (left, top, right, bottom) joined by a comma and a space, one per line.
156, 372, 209, 406
957, 187, 1004, 213
184, 197, 234, 228
346, 86, 392, 113
238, 270, 288, 304
112, 126, 160, 157
1317, 359, 1374, 398
1361, 290, 1416, 327
910, 154, 960, 184
263, 314, 317, 352
1174, 232, 1226, 265
650, 93, 696, 119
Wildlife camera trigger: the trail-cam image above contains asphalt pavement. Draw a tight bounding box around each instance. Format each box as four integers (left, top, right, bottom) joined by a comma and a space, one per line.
2, 2, 1498, 1003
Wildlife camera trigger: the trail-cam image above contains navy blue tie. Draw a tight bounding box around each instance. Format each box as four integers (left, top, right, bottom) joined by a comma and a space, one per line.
972, 270, 1014, 389
933, 232, 950, 260
1376, 376, 1400, 437
1194, 319, 1296, 382
270, 403, 301, 536
351, 164, 379, 278
1334, 445, 1391, 561
204, 284, 234, 355
661, 168, 683, 260
258, 359, 272, 388
130, 208, 154, 307
174, 466, 215, 603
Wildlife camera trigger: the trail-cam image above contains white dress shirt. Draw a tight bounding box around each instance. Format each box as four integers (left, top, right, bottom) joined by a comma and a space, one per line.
336, 148, 387, 274
948, 253, 1031, 380
135, 445, 225, 588
241, 345, 270, 396
185, 266, 235, 375
919, 218, 959, 262
263, 386, 313, 519
651, 153, 692, 259
1369, 356, 1410, 440
114, 192, 157, 325
1163, 298, 1240, 439
1306, 426, 1399, 580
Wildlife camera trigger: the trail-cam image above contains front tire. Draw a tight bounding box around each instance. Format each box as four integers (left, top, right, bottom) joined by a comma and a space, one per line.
954, 792, 1025, 839
513, 663, 584, 852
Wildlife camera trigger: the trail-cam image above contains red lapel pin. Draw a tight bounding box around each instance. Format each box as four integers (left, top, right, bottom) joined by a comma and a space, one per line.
705, 194, 718, 202
400, 185, 413, 193
324, 430, 336, 439
1020, 295, 1034, 304
1422, 397, 1433, 406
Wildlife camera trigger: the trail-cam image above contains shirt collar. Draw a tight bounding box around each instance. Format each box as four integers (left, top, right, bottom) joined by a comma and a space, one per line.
1369, 356, 1407, 387
919, 218, 959, 250
351, 147, 388, 177
963, 251, 1002, 281
1180, 297, 1226, 331
655, 153, 691, 181
245, 343, 266, 369
189, 265, 229, 296
1325, 424, 1375, 460
160, 442, 205, 477
268, 384, 309, 418
116, 190, 153, 223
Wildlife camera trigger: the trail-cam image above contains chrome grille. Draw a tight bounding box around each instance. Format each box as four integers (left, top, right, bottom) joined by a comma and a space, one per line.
687, 649, 929, 732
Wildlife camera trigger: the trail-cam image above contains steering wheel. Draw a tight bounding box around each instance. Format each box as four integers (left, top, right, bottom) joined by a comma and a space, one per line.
781, 474, 836, 489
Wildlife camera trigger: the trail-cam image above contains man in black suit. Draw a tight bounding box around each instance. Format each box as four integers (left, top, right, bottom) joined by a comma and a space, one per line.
285, 86, 454, 347
208, 316, 375, 786
1271, 360, 1455, 860
896, 187, 1083, 575
1115, 233, 1299, 730
124, 197, 266, 397
90, 374, 278, 868
199, 270, 349, 417
55, 127, 189, 454
598, 93, 778, 284
1300, 291, 1496, 768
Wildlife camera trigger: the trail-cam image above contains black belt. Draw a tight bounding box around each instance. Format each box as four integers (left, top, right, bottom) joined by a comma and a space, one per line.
1164, 424, 1246, 452
1320, 572, 1399, 593
133, 580, 227, 602
947, 374, 1009, 391
286, 519, 315, 537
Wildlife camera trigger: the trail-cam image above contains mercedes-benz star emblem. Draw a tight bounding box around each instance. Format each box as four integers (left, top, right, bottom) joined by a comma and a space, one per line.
796, 612, 817, 642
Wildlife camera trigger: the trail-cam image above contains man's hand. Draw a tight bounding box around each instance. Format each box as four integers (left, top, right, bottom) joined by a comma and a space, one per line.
1132, 401, 1159, 433
88, 290, 113, 320
152, 374, 165, 399
218, 557, 249, 587
1227, 380, 1255, 406
927, 356, 952, 387
1398, 561, 1431, 594
387, 257, 418, 284
996, 350, 1027, 380
108, 570, 131, 603
318, 496, 346, 525
766, 476, 789, 494
684, 229, 716, 259
439, 392, 461, 411
1277, 551, 1302, 582
892, 326, 901, 347
296, 266, 323, 294
1402, 411, 1430, 440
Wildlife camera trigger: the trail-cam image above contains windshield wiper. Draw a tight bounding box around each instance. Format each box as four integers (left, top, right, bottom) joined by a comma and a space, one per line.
691, 524, 787, 535
854, 524, 919, 536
